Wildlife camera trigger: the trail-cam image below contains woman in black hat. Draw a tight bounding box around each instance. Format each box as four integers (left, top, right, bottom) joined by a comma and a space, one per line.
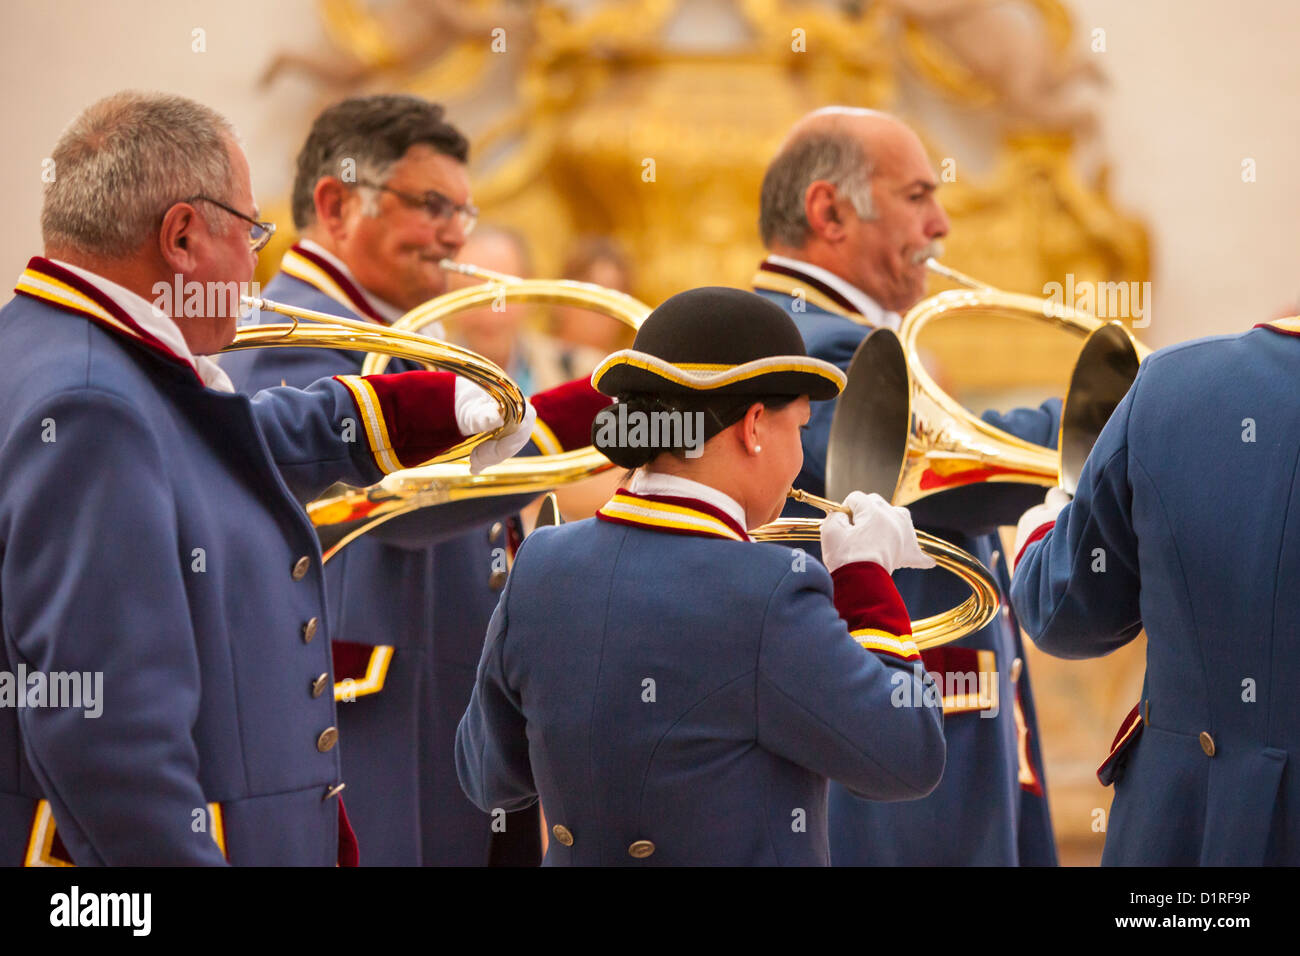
455, 286, 944, 866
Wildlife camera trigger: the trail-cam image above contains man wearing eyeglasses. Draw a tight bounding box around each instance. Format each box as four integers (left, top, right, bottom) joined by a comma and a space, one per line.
0, 91, 525, 865
223, 94, 606, 866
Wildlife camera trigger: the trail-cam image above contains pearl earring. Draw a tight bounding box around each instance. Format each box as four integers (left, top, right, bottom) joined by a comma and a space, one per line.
754, 445, 762, 453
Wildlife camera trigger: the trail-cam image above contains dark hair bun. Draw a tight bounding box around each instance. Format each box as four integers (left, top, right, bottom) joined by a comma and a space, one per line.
591, 396, 672, 469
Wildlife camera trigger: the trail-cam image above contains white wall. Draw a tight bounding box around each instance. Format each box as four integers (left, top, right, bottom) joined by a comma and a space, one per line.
1, 0, 1296, 347
0, 0, 324, 280
1071, 0, 1300, 344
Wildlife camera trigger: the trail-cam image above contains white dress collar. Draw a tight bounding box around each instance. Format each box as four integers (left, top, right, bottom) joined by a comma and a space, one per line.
629, 470, 749, 531
764, 253, 901, 331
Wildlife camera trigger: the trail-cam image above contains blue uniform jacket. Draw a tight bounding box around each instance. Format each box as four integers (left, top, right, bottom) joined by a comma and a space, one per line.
223, 268, 540, 866
756, 279, 1060, 865
455, 490, 946, 865
1011, 321, 1300, 865
0, 259, 460, 865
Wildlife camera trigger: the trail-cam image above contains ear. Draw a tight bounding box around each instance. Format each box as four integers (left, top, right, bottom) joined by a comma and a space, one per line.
158, 202, 201, 274
313, 177, 355, 240
739, 401, 766, 456
804, 181, 847, 241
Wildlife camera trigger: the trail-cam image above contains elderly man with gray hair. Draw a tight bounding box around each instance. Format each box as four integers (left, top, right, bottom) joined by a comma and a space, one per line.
754, 106, 1062, 866
0, 90, 534, 865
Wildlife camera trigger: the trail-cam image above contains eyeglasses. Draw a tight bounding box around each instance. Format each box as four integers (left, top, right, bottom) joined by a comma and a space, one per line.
356, 180, 478, 236
181, 195, 277, 252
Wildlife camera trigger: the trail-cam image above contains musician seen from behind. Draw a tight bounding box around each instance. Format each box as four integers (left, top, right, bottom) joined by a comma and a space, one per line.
1010, 313, 1300, 865
754, 106, 1060, 865
455, 286, 945, 865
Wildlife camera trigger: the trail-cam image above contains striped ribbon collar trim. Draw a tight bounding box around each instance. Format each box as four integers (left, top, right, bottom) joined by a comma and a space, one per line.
597, 489, 750, 542
14, 257, 202, 383
752, 258, 862, 321
1256, 316, 1300, 338
280, 243, 387, 324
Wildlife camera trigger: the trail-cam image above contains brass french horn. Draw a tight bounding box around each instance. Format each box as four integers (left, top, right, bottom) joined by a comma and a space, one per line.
228, 296, 528, 463
824, 261, 1150, 528
305, 261, 1000, 647
752, 491, 1000, 651
223, 296, 530, 558
298, 262, 652, 558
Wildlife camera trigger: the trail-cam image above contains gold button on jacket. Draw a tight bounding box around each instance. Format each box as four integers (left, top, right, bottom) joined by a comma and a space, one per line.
292, 555, 311, 581
317, 727, 339, 752
1199, 731, 1216, 757
310, 673, 330, 698
302, 616, 319, 643
551, 824, 574, 846
628, 839, 655, 859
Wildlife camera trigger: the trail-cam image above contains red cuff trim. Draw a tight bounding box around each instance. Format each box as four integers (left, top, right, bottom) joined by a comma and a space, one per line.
1015, 521, 1056, 567
336, 371, 462, 472
531, 378, 611, 452
831, 561, 912, 636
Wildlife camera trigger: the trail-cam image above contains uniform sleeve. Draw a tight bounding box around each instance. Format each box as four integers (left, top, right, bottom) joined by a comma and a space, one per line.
755, 560, 945, 801
0, 393, 227, 865
249, 371, 463, 503
454, 570, 536, 813
1010, 381, 1143, 659
981, 397, 1062, 450
523, 377, 611, 457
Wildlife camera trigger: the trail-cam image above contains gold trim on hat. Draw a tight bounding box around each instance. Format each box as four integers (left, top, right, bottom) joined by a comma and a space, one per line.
591, 350, 845, 395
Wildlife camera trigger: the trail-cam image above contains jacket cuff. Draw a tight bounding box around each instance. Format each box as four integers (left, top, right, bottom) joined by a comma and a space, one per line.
830, 561, 918, 662
530, 378, 612, 454
1014, 520, 1056, 569
334, 372, 462, 473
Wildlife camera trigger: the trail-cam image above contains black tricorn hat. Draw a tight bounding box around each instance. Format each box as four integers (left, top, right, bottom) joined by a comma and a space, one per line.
591, 286, 845, 400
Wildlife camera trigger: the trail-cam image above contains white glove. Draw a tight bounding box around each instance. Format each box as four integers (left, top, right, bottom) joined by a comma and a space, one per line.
454, 377, 538, 475
455, 377, 504, 436
1012, 487, 1072, 571
820, 491, 936, 574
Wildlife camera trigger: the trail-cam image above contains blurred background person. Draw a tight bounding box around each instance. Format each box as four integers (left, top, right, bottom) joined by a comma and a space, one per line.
546, 235, 636, 384
447, 224, 540, 394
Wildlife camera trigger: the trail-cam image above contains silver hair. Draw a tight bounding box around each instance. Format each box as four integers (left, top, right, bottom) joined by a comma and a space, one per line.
758, 131, 876, 249
41, 90, 237, 259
